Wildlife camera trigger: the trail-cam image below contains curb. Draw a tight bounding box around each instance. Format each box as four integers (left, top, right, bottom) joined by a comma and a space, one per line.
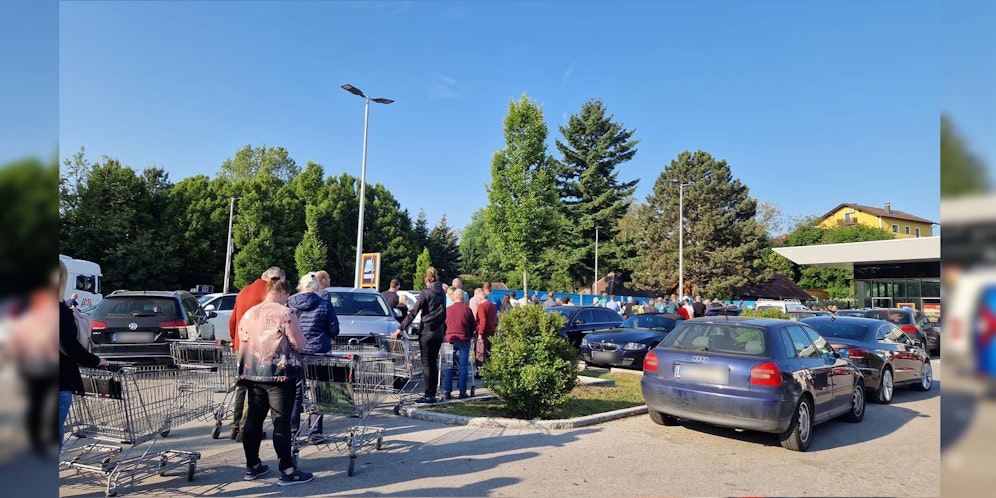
403, 402, 648, 429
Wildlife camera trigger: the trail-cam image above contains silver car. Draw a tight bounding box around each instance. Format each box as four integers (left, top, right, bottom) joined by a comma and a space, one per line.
323, 287, 402, 344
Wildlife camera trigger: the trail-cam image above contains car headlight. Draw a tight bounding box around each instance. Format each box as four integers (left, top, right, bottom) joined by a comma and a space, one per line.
581, 336, 589, 345
623, 342, 647, 351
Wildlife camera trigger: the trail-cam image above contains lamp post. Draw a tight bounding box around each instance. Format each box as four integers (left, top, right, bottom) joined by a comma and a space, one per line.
342, 83, 394, 288
593, 226, 600, 296
672, 180, 694, 298
222, 196, 240, 293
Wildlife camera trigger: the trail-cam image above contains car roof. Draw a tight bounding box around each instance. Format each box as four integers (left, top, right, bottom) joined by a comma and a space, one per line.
685, 316, 789, 327
107, 290, 190, 298
802, 316, 888, 325
548, 305, 606, 311
323, 287, 380, 294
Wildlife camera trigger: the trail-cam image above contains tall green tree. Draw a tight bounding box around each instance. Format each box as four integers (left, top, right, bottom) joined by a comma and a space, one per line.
485, 93, 563, 289
941, 114, 990, 198
163, 175, 231, 290
2, 156, 58, 295
554, 99, 639, 289
633, 150, 769, 297
427, 214, 461, 283
414, 247, 432, 290
295, 204, 328, 279
361, 183, 417, 290
459, 208, 497, 278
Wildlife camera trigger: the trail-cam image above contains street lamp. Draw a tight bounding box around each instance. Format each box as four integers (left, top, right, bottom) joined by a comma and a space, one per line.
223, 196, 240, 293
672, 180, 694, 298
593, 226, 600, 296
342, 83, 394, 288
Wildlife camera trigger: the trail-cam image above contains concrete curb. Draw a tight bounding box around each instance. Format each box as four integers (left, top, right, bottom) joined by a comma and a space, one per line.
403, 402, 648, 430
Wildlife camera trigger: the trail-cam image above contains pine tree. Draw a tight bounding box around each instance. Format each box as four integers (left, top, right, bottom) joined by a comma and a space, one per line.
295, 204, 328, 279
554, 99, 639, 289
427, 214, 461, 283
414, 247, 432, 290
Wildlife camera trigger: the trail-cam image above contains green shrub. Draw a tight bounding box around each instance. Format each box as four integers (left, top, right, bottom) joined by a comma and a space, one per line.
741, 308, 789, 319
481, 305, 578, 419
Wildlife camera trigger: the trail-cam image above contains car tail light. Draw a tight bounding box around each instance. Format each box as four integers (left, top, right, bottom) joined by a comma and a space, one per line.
644, 351, 659, 372
901, 325, 919, 334
750, 361, 783, 387
160, 320, 187, 329
845, 347, 869, 359
91, 320, 107, 331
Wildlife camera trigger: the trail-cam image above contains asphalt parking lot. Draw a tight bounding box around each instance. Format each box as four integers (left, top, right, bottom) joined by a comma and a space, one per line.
56, 359, 941, 497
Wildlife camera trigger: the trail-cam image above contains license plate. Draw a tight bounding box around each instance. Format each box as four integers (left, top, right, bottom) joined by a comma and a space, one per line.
592, 351, 617, 363
674, 363, 729, 385
111, 332, 156, 344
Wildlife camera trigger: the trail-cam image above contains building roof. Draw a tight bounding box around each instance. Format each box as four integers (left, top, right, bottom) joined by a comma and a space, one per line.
733, 272, 813, 301
773, 236, 940, 271
820, 203, 936, 225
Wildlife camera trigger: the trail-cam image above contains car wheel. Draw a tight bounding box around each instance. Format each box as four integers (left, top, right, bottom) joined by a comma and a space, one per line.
843, 380, 865, 423
648, 409, 678, 426
876, 367, 894, 404
913, 361, 933, 391
779, 397, 813, 451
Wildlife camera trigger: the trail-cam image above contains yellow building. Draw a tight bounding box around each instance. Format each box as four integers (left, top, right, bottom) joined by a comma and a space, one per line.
818, 203, 935, 238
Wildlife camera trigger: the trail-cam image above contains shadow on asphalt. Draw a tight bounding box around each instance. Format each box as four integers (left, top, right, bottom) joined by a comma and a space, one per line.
667, 382, 940, 452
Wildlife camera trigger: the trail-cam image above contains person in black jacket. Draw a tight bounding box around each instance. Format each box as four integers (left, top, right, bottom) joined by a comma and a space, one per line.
392, 267, 447, 404
56, 260, 106, 447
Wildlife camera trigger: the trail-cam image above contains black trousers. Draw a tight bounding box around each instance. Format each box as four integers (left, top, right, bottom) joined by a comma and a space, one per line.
241, 380, 296, 472
420, 329, 445, 398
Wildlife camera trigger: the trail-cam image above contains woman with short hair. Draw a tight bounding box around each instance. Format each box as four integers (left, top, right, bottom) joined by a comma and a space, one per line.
287, 272, 339, 443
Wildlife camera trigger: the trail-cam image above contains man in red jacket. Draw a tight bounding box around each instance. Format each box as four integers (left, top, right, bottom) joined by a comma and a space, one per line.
473, 288, 497, 374
228, 266, 285, 441
442, 291, 477, 400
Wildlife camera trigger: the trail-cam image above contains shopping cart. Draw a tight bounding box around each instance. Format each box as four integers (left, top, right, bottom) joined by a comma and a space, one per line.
296, 352, 394, 476
60, 365, 207, 497
438, 338, 477, 397
375, 333, 423, 414
168, 340, 241, 439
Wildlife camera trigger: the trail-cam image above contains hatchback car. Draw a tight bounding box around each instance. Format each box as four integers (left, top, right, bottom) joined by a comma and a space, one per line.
89, 290, 216, 363
864, 308, 939, 355
323, 287, 402, 344
546, 306, 624, 348
641, 317, 864, 451
801, 316, 932, 403
580, 313, 684, 369
198, 292, 237, 342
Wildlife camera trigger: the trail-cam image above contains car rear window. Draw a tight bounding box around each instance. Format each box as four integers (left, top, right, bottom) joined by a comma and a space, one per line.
807, 322, 868, 341
864, 310, 912, 325
93, 297, 181, 319
326, 292, 389, 316
661, 323, 768, 356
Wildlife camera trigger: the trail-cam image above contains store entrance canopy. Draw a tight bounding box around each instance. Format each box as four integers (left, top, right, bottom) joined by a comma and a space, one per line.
773, 236, 940, 271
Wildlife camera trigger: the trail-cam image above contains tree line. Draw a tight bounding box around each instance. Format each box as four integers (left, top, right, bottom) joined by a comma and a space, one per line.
59, 94, 906, 299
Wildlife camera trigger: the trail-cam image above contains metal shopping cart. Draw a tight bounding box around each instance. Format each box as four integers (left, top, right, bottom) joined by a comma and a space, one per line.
168, 340, 241, 439
375, 333, 423, 414
438, 338, 477, 397
296, 352, 394, 476
60, 365, 208, 497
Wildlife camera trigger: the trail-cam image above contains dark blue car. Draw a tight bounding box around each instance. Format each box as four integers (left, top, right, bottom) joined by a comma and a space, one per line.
640, 317, 865, 451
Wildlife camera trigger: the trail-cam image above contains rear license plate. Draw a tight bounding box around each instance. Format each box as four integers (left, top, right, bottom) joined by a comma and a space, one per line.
674, 363, 729, 385
111, 332, 156, 344
592, 351, 617, 363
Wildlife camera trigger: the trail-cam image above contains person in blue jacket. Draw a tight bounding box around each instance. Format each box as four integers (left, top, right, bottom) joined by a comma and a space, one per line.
287, 272, 339, 443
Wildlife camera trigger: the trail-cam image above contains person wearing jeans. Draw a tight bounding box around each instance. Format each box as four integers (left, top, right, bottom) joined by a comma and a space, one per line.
441, 289, 476, 399
237, 277, 313, 486
392, 266, 448, 404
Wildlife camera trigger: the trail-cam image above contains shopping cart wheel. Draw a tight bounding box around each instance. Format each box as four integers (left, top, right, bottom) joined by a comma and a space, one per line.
375, 435, 383, 450
393, 404, 401, 415
160, 428, 171, 437
106, 489, 117, 497
187, 462, 196, 482
470, 386, 476, 396
211, 425, 221, 439
292, 453, 298, 469
159, 456, 169, 476
347, 458, 355, 477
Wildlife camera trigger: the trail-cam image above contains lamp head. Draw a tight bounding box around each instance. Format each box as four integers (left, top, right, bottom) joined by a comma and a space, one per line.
341, 84, 365, 97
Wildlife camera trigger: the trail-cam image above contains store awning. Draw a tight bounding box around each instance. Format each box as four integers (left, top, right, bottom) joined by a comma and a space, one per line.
773, 236, 940, 271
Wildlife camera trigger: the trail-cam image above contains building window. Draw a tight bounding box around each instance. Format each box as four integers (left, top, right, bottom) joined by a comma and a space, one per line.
844, 212, 852, 222
915, 227, 921, 237
905, 226, 911, 235
892, 224, 899, 233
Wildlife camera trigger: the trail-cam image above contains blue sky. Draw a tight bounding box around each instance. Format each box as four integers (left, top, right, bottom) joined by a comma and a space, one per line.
57, 0, 947, 235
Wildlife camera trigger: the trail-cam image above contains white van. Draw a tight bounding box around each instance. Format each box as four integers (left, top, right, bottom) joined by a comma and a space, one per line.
754, 298, 810, 314
59, 254, 103, 312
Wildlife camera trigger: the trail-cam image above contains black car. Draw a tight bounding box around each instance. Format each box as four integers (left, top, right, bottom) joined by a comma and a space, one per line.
863, 308, 940, 355
705, 306, 743, 317
580, 313, 685, 369
801, 316, 933, 404
89, 290, 217, 363
641, 317, 865, 451
835, 309, 867, 318
546, 306, 623, 348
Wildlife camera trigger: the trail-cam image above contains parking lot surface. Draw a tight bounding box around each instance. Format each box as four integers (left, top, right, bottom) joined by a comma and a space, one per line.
58, 363, 940, 497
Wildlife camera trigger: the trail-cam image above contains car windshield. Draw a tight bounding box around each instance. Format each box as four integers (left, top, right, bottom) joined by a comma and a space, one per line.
93, 297, 180, 318
662, 323, 768, 356
326, 291, 390, 317
808, 322, 868, 341
621, 315, 674, 330
197, 295, 213, 305
756, 306, 782, 313
865, 310, 912, 325
550, 309, 574, 321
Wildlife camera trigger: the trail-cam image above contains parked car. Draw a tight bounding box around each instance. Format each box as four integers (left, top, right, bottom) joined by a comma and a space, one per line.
89, 290, 216, 363
580, 313, 685, 369
641, 317, 865, 451
863, 308, 939, 355
546, 306, 624, 348
787, 310, 830, 320
801, 316, 933, 403
323, 287, 402, 344
198, 292, 237, 342
705, 306, 743, 317
835, 309, 868, 318
754, 298, 810, 313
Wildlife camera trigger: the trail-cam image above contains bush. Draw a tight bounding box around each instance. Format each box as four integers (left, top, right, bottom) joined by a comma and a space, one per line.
480, 305, 579, 419
741, 308, 789, 319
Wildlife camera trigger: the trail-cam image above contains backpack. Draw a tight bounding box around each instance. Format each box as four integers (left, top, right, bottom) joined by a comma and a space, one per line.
72, 308, 93, 352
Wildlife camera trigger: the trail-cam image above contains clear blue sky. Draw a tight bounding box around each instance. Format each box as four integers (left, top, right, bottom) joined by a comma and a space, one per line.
58, 0, 945, 235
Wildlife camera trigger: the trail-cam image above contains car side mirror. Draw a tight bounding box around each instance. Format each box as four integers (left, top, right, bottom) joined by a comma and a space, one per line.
204, 304, 216, 311
207, 311, 218, 319
392, 308, 403, 319
838, 348, 849, 359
